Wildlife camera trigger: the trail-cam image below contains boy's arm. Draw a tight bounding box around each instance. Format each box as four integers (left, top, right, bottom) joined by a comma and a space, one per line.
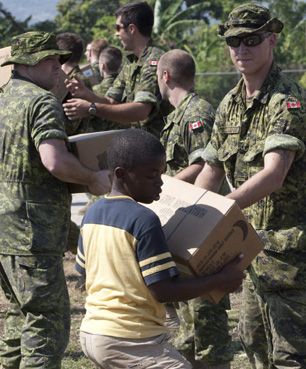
148, 254, 244, 303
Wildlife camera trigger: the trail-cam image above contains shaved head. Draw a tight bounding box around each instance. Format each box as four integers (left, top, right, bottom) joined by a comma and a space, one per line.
158, 49, 196, 89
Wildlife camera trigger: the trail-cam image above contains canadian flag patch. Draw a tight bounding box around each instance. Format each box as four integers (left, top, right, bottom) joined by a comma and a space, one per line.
189, 121, 204, 132
286, 100, 301, 109
149, 60, 158, 66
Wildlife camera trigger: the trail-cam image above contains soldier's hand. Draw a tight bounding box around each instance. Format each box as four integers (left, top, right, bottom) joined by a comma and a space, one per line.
65, 77, 92, 100
88, 170, 111, 196
63, 98, 90, 120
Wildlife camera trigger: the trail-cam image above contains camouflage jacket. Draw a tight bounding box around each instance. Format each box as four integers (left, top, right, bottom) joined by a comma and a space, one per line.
203, 65, 306, 290
161, 92, 215, 177
106, 44, 169, 137
93, 74, 118, 97
0, 74, 71, 256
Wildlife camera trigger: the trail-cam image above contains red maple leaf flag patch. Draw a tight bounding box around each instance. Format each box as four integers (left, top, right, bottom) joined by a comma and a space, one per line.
286, 100, 301, 109
149, 60, 158, 66
189, 121, 204, 132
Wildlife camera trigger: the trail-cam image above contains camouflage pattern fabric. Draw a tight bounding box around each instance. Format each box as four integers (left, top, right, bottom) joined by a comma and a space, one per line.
88, 74, 125, 132
0, 254, 70, 369
204, 63, 306, 368
93, 74, 117, 96
1, 31, 71, 67
106, 45, 169, 138
161, 92, 214, 176
161, 92, 233, 365
0, 72, 72, 368
239, 274, 306, 369
218, 3, 283, 37
67, 64, 93, 90
0, 75, 71, 256
174, 297, 233, 366
91, 61, 103, 85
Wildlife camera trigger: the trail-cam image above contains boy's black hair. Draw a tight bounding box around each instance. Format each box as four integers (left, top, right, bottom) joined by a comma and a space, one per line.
56, 32, 84, 64
115, 2, 154, 38
107, 129, 165, 171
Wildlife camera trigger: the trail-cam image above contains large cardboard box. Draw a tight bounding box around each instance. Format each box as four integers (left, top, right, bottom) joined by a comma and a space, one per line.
68, 130, 124, 193
143, 175, 264, 303
0, 46, 12, 88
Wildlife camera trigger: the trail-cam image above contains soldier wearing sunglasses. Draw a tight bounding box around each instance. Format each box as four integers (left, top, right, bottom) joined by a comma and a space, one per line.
196, 3, 306, 369
63, 2, 169, 138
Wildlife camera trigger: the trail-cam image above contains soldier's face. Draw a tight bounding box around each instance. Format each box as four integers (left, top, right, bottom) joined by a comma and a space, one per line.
29, 56, 61, 91
156, 64, 167, 100
228, 33, 276, 77
115, 16, 133, 51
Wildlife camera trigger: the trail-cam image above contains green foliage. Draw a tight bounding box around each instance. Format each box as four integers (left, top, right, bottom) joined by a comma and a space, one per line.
55, 0, 121, 43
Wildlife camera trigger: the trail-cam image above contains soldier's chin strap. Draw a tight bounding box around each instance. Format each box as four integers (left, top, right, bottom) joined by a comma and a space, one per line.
0, 261, 25, 317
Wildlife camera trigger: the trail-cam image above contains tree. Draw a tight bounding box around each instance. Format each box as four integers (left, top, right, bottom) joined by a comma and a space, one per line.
55, 0, 129, 44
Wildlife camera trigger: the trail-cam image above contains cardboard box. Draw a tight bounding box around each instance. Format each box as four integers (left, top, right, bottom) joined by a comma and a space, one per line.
0, 46, 12, 88
68, 130, 124, 193
143, 175, 264, 303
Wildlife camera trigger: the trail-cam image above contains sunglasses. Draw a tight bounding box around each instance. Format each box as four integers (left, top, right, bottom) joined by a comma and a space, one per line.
225, 33, 271, 48
115, 24, 128, 32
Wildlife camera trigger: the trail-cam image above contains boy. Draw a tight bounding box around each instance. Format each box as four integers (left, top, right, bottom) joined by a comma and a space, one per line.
76, 129, 245, 369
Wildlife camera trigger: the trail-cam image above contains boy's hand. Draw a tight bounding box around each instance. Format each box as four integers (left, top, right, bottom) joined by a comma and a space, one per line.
214, 254, 245, 294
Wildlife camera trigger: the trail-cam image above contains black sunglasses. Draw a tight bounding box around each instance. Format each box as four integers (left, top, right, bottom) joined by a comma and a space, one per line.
225, 33, 271, 48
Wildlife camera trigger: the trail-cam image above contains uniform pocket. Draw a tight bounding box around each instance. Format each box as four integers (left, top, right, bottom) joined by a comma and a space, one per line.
218, 135, 239, 162
26, 202, 70, 255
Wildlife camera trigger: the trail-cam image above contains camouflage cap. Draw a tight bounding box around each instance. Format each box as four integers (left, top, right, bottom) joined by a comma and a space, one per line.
218, 3, 283, 37
1, 31, 72, 67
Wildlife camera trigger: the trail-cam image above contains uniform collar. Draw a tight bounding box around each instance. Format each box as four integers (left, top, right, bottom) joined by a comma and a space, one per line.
230, 63, 281, 106
126, 41, 153, 65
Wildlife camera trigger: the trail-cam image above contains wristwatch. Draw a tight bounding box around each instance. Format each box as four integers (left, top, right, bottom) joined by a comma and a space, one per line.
88, 102, 97, 116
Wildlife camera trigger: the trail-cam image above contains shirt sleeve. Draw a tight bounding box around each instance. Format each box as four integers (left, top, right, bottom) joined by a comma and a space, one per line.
105, 65, 126, 102
31, 93, 67, 150
183, 101, 215, 165
202, 103, 226, 167
136, 213, 179, 286
76, 227, 86, 276
263, 95, 305, 159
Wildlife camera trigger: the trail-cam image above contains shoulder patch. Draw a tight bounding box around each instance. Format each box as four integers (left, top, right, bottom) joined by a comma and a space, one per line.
286, 97, 301, 110
189, 121, 204, 132
149, 60, 158, 66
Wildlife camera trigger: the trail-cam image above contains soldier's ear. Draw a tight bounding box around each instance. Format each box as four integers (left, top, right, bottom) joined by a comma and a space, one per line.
163, 70, 170, 83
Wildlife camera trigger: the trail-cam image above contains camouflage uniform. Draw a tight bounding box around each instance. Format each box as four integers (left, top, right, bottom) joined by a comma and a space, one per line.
93, 74, 117, 96
161, 92, 233, 366
204, 63, 306, 368
0, 32, 72, 369
91, 60, 103, 85
106, 45, 169, 138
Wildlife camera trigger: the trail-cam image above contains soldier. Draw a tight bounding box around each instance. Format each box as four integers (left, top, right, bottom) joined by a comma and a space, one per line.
56, 32, 85, 82
157, 49, 232, 369
195, 3, 306, 368
89, 39, 109, 84
0, 31, 110, 369
93, 46, 122, 97
63, 1, 170, 138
